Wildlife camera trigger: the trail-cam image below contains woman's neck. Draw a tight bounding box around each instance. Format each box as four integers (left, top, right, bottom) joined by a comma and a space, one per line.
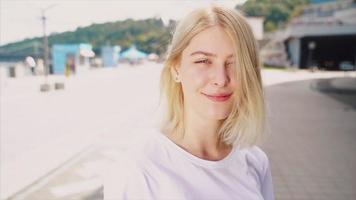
167, 110, 232, 161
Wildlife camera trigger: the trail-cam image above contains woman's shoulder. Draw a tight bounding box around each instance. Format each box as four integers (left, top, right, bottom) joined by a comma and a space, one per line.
102, 129, 164, 199
239, 145, 271, 181
240, 146, 274, 200
242, 146, 269, 165
125, 129, 166, 162
103, 154, 155, 199
110, 128, 172, 178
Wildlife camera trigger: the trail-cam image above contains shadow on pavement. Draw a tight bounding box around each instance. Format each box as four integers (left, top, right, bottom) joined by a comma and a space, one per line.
311, 77, 356, 110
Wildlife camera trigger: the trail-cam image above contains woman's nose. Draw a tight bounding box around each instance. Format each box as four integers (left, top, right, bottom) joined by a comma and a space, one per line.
212, 64, 230, 87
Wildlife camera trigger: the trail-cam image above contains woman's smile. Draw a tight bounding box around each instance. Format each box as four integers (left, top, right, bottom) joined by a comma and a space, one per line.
201, 92, 232, 102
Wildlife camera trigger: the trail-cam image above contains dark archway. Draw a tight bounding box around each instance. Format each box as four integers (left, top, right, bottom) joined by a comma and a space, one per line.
300, 35, 356, 70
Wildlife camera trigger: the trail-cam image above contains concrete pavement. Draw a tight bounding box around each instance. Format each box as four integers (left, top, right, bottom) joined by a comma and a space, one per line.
263, 77, 356, 200
1, 63, 162, 199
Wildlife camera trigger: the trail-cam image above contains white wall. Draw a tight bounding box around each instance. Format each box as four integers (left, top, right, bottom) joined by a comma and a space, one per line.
246, 17, 264, 40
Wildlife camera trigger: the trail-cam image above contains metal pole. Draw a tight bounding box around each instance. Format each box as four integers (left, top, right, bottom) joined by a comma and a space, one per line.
38, 4, 56, 92
41, 10, 49, 82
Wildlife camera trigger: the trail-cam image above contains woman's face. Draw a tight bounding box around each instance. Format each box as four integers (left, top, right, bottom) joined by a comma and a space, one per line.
176, 26, 237, 121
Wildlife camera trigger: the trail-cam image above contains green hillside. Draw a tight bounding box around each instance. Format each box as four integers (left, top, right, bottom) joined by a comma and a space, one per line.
0, 18, 174, 61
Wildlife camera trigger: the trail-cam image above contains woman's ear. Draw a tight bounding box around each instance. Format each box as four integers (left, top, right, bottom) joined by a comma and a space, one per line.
170, 65, 181, 82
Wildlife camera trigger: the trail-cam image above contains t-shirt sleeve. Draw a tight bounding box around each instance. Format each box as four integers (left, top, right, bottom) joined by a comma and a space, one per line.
261, 156, 275, 200
252, 146, 275, 200
102, 154, 152, 200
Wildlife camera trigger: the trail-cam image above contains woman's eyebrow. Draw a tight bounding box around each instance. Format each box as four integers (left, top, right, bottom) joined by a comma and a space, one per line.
190, 51, 217, 57
190, 51, 234, 58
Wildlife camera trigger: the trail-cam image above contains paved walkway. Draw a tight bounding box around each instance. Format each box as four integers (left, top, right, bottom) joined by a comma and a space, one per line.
263, 77, 356, 200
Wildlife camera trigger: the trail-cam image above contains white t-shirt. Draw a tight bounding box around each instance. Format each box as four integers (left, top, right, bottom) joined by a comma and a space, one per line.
103, 130, 275, 200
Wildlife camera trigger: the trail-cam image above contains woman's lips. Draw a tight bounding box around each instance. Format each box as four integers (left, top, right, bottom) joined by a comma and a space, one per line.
202, 93, 232, 102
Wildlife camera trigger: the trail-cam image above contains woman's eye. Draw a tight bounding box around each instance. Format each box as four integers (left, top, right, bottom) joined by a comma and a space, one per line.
226, 62, 234, 67
195, 59, 210, 64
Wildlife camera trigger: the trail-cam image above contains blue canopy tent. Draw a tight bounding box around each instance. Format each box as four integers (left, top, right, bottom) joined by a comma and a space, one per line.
101, 45, 121, 67
120, 45, 147, 63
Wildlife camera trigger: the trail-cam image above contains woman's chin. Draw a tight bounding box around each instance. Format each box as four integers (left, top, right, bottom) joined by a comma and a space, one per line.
203, 110, 231, 121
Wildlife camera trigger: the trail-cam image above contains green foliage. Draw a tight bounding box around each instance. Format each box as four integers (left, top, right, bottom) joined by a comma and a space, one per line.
237, 0, 309, 32
0, 18, 172, 60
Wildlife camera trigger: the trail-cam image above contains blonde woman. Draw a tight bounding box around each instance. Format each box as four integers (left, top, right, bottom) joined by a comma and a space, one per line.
104, 5, 274, 200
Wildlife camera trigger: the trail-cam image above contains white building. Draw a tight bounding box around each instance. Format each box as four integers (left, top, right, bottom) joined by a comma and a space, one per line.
262, 0, 356, 70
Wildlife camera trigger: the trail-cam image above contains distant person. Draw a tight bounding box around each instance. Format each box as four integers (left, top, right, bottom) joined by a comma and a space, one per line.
36, 59, 44, 75
65, 55, 76, 77
104, 5, 274, 200
25, 56, 36, 75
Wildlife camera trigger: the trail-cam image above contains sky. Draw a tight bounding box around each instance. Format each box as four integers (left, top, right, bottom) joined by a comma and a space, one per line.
0, 0, 246, 46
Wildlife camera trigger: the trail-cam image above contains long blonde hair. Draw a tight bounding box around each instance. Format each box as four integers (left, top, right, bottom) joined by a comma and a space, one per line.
160, 5, 265, 148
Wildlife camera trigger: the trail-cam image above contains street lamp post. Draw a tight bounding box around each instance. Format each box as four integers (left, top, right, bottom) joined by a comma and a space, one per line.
42, 10, 49, 79
39, 4, 56, 92
308, 41, 316, 71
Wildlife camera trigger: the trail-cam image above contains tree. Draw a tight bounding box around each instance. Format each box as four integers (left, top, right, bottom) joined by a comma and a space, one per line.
237, 0, 309, 32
